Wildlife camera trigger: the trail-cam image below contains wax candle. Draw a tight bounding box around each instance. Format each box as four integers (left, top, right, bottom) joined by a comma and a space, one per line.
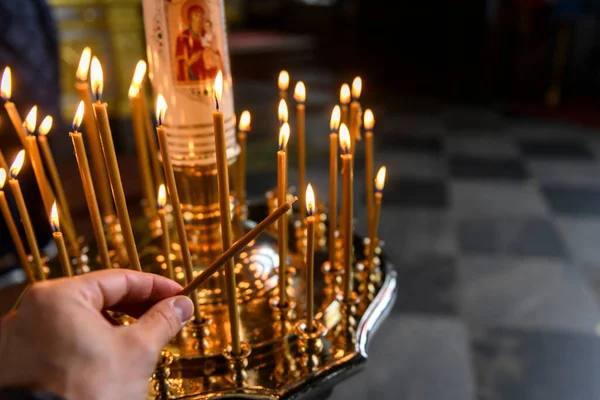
155, 94, 202, 322
70, 101, 112, 270
0, 150, 8, 172
23, 107, 53, 213
0, 168, 33, 281
157, 184, 174, 281
340, 84, 350, 127
329, 106, 341, 267
364, 109, 375, 239
236, 110, 251, 218
211, 71, 243, 355
278, 98, 288, 127
50, 202, 73, 277
128, 82, 156, 215
90, 56, 141, 272
1, 67, 27, 148
8, 151, 44, 281
74, 47, 115, 219
180, 197, 297, 296
305, 183, 316, 332
294, 82, 307, 222
339, 124, 354, 301
278, 70, 289, 102
369, 167, 386, 271
349, 77, 362, 157
277, 122, 290, 305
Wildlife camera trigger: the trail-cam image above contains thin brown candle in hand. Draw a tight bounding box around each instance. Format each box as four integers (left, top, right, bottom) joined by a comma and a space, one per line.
212, 71, 243, 355
305, 184, 316, 332
340, 84, 350, 128
50, 202, 73, 277
277, 123, 290, 306
369, 167, 386, 270
90, 56, 141, 272
74, 47, 115, 219
349, 77, 362, 157
157, 184, 174, 281
294, 82, 307, 222
278, 70, 289, 102
339, 124, 354, 301
8, 151, 44, 280
0, 168, 33, 281
155, 94, 202, 322
1, 67, 27, 148
70, 101, 112, 270
236, 110, 251, 218
329, 106, 341, 267
364, 109, 375, 240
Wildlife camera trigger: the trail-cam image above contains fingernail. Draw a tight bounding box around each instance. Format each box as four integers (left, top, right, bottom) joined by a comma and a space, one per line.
172, 296, 194, 323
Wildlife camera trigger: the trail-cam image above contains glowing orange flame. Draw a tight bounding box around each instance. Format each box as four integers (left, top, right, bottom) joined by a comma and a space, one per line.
351, 77, 362, 99
239, 110, 251, 131
157, 184, 167, 209
0, 168, 6, 189
330, 105, 341, 132
364, 109, 374, 130
132, 60, 147, 87
10, 150, 25, 178
278, 70, 289, 91
306, 183, 315, 216
1, 67, 11, 100
278, 99, 288, 124
214, 71, 223, 106
279, 122, 290, 150
76, 47, 92, 81
24, 106, 37, 134
50, 201, 59, 232
90, 56, 103, 100
156, 94, 167, 125
375, 166, 387, 192
294, 81, 306, 103
72, 101, 85, 131
38, 116, 53, 136
339, 123, 351, 154
340, 84, 351, 105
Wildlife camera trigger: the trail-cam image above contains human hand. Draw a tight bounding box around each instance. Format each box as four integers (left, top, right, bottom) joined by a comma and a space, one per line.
0, 269, 194, 400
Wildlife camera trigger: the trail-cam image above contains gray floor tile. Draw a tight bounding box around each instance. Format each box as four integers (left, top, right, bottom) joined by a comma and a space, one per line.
458, 256, 600, 334
377, 151, 447, 179
556, 217, 600, 267
446, 136, 520, 158
451, 181, 549, 217
528, 160, 600, 186
330, 315, 475, 400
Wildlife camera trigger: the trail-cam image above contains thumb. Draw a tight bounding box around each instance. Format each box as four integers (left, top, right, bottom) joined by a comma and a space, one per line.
131, 296, 194, 351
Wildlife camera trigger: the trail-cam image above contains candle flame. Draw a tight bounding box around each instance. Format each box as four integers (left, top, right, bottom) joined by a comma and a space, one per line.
278, 99, 288, 124
24, 106, 37, 134
72, 101, 85, 131
90, 56, 103, 101
293, 81, 306, 103
76, 47, 92, 81
239, 110, 251, 131
278, 70, 289, 91
340, 84, 351, 105
157, 184, 167, 209
50, 201, 59, 232
0, 169, 6, 189
132, 60, 147, 87
351, 77, 362, 99
306, 183, 315, 216
364, 109, 375, 130
10, 150, 25, 178
127, 84, 139, 100
38, 115, 53, 136
375, 166, 387, 192
339, 123, 351, 154
156, 94, 167, 126
1, 67, 11, 100
279, 122, 290, 151
330, 105, 341, 132
214, 70, 223, 108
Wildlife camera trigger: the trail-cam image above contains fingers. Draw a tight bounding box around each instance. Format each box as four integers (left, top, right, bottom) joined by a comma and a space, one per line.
70, 269, 182, 312
129, 296, 193, 351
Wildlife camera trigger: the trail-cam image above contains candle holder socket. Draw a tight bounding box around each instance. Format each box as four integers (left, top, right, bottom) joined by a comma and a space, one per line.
223, 342, 251, 384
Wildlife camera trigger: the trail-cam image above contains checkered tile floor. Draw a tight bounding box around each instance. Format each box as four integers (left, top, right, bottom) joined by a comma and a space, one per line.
239, 74, 600, 399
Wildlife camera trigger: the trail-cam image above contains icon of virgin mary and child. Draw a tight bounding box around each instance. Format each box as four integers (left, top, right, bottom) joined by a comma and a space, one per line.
174, 0, 224, 83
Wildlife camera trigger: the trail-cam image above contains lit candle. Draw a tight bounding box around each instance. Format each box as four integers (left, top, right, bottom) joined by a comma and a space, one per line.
211, 71, 242, 355
294, 81, 307, 222
90, 56, 141, 272
0, 168, 33, 281
339, 124, 354, 301
277, 122, 290, 305
329, 106, 341, 267
128, 74, 156, 216
37, 115, 79, 253
349, 77, 362, 157
236, 110, 251, 217
364, 109, 375, 240
1, 67, 27, 148
340, 83, 351, 127
305, 183, 316, 332
278, 98, 288, 127
155, 94, 202, 322
369, 167, 386, 270
70, 101, 112, 270
278, 70, 289, 102
23, 106, 53, 213
50, 202, 73, 277
8, 151, 44, 280
157, 184, 174, 281
74, 47, 115, 220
